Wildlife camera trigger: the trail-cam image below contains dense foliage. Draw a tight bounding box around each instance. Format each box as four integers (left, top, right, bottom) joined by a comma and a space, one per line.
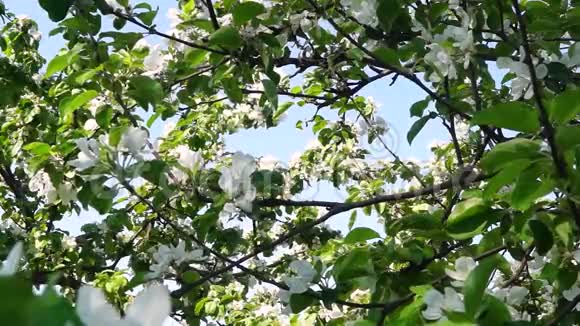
1, 0, 580, 324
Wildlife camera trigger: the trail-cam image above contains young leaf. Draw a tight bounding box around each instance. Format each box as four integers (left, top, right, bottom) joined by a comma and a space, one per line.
529, 219, 554, 255
289, 293, 315, 313
129, 76, 164, 109
548, 88, 580, 124
377, 0, 402, 33
407, 115, 431, 145
463, 255, 502, 318
232, 1, 266, 25
38, 0, 73, 22
471, 102, 540, 133
23, 142, 51, 156
480, 139, 541, 173
410, 99, 429, 117
209, 27, 242, 50
344, 227, 380, 244
446, 198, 493, 240
59, 90, 99, 117
373, 47, 400, 67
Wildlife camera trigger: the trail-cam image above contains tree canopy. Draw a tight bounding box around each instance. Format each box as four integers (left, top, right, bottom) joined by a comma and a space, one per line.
0, 0, 580, 324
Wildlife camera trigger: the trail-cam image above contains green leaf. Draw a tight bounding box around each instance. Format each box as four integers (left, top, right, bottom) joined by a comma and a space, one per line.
483, 159, 532, 199
39, 0, 73, 22
222, 78, 243, 103
262, 78, 278, 107
29, 287, 83, 326
373, 47, 400, 67
113, 17, 126, 29
377, 0, 402, 33
185, 49, 208, 67
463, 255, 502, 317
556, 126, 580, 152
407, 116, 431, 145
129, 76, 164, 109
289, 293, 315, 313
0, 277, 34, 325
45, 53, 75, 78
389, 213, 441, 234
23, 142, 51, 156
410, 99, 429, 117
480, 139, 541, 173
333, 247, 375, 282
182, 271, 201, 284
232, 1, 266, 25
548, 88, 580, 124
140, 160, 168, 186
96, 105, 114, 129
344, 227, 380, 244
471, 102, 540, 133
446, 198, 493, 240
209, 26, 242, 50
136, 8, 158, 26
476, 295, 512, 325
59, 90, 99, 118
529, 219, 553, 255
511, 167, 554, 211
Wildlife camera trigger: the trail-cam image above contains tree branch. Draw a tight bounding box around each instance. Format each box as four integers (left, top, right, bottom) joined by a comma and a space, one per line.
511, 0, 580, 225
171, 171, 487, 298
111, 11, 227, 55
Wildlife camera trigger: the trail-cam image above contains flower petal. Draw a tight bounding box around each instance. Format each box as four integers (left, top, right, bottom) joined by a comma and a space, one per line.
125, 283, 171, 326
76, 286, 122, 326
0, 242, 23, 276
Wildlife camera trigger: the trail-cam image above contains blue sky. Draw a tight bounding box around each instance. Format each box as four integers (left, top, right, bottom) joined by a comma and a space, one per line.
6, 0, 447, 233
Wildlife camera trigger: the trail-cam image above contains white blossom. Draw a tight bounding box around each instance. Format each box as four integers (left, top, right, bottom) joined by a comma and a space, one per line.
254, 303, 282, 317
161, 121, 176, 139
283, 260, 317, 294
563, 286, 580, 311
88, 97, 106, 116
289, 11, 316, 32
425, 44, 457, 82
171, 145, 203, 170
218, 14, 233, 26
219, 202, 237, 221
29, 171, 57, 203
528, 251, 547, 273
258, 155, 279, 170
558, 43, 580, 67
350, 289, 371, 303
319, 304, 343, 321
357, 116, 389, 137
147, 241, 205, 279
57, 183, 77, 204
76, 283, 170, 326
497, 51, 548, 100
340, 0, 379, 27
168, 167, 188, 184
118, 127, 148, 157
422, 287, 464, 320
494, 286, 529, 306
574, 249, 580, 263
61, 235, 77, 250
69, 138, 100, 171
445, 256, 476, 287
104, 0, 124, 12
84, 119, 99, 131
0, 242, 23, 276
143, 45, 170, 76
218, 152, 257, 212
